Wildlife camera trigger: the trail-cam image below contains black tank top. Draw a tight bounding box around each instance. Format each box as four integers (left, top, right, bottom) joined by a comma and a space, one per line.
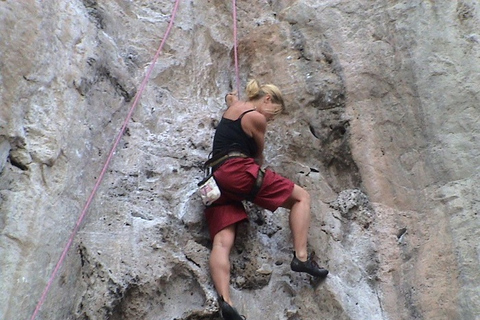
212, 109, 258, 157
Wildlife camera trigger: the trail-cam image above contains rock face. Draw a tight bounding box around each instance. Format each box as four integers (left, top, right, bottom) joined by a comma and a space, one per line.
1, 1, 479, 319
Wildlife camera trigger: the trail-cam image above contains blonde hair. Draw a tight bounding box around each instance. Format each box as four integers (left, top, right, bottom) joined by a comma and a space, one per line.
245, 79, 285, 115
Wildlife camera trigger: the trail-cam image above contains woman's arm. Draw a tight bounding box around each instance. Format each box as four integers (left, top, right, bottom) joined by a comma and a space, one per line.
243, 111, 267, 166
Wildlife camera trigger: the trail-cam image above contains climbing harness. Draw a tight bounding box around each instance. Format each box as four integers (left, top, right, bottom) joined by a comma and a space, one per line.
199, 150, 265, 206
29, 1, 181, 319
197, 151, 246, 206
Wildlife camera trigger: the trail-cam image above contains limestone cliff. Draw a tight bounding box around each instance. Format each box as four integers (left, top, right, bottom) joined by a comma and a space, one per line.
1, 1, 479, 319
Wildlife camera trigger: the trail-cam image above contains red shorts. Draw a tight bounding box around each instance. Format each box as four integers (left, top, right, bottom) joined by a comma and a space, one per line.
204, 157, 294, 240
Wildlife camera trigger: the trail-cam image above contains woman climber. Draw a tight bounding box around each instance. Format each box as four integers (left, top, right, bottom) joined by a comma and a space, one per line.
204, 79, 329, 320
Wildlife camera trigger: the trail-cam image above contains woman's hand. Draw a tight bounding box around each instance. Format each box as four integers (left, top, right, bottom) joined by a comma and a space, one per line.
225, 91, 238, 107
255, 154, 265, 166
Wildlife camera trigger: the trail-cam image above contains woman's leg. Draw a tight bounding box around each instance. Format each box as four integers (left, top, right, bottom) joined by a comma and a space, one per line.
281, 184, 311, 262
209, 224, 236, 305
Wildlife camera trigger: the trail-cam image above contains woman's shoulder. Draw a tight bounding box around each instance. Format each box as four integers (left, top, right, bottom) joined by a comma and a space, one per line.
240, 107, 266, 134
224, 102, 255, 120
243, 109, 266, 126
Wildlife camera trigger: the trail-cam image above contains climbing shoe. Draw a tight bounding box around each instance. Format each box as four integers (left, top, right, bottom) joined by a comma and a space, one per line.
290, 251, 329, 278
219, 296, 246, 320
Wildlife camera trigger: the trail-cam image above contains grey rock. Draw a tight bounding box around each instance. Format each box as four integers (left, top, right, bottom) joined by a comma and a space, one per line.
1, 1, 479, 320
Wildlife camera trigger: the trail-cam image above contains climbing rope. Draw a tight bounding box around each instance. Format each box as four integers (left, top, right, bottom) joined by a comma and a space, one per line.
29, 1, 181, 319
232, 0, 241, 98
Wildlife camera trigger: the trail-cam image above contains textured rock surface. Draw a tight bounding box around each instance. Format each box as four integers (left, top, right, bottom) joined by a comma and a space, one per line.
1, 0, 479, 319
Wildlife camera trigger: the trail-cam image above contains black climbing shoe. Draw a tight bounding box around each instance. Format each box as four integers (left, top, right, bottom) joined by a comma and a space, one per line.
219, 296, 246, 320
290, 251, 329, 278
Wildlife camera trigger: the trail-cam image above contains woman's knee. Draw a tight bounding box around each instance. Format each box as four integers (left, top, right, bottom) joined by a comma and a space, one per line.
297, 186, 310, 203
292, 184, 310, 202
212, 224, 236, 249
282, 184, 310, 209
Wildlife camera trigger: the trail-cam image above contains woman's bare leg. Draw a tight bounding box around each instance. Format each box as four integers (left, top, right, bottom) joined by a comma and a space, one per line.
209, 224, 236, 305
282, 184, 311, 262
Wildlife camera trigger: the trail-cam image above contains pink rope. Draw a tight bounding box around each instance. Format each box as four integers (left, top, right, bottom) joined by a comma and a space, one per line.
29, 1, 181, 319
232, 0, 240, 98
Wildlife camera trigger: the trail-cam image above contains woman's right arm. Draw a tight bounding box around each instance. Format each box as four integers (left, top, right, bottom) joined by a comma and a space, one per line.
245, 112, 267, 166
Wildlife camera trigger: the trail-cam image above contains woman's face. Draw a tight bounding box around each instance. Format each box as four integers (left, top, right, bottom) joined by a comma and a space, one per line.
260, 95, 282, 121
263, 102, 282, 121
